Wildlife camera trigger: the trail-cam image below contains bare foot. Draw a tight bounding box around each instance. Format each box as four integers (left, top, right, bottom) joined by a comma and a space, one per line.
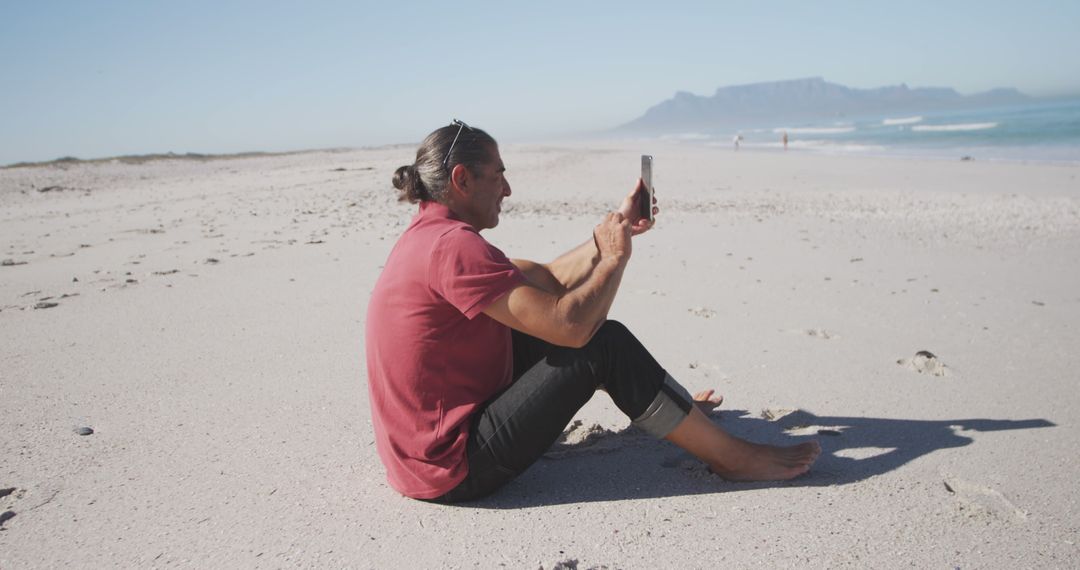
665, 407, 821, 482
707, 440, 821, 482
693, 389, 723, 412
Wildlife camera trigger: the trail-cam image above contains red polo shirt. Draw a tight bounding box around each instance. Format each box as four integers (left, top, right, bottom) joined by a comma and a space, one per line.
365, 201, 525, 498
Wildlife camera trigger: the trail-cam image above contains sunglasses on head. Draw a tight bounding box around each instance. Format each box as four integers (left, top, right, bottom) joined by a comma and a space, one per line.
442, 119, 472, 168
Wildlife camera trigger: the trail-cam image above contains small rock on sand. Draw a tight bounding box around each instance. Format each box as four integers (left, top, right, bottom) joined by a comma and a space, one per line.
75, 427, 94, 436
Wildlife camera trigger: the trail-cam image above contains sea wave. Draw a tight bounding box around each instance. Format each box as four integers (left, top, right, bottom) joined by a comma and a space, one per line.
911, 122, 998, 132
660, 132, 712, 141
883, 116, 923, 126
786, 140, 886, 153
774, 127, 856, 135
717, 140, 887, 153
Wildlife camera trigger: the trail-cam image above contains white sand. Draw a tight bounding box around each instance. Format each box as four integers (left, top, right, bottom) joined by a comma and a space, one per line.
2, 143, 1078, 567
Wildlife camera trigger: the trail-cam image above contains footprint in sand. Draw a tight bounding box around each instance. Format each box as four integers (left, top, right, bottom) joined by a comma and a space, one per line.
760, 408, 842, 436
688, 307, 717, 319
760, 408, 799, 422
0, 487, 18, 528
898, 350, 951, 377
784, 328, 838, 340
662, 456, 718, 480
545, 559, 601, 570
942, 475, 1027, 524
543, 421, 643, 459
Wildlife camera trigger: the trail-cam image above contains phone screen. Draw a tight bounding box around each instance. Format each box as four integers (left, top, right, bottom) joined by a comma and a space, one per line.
640, 155, 654, 221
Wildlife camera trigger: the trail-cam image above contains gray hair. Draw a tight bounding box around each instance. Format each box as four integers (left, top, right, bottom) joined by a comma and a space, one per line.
392, 123, 497, 204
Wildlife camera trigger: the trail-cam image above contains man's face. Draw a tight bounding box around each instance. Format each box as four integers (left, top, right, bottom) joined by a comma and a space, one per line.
464, 144, 511, 230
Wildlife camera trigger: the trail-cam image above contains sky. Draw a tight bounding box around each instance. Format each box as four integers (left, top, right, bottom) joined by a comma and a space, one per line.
2, 0, 1079, 165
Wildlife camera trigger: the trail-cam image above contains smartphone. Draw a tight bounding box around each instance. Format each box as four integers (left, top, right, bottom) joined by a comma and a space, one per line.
640, 154, 654, 222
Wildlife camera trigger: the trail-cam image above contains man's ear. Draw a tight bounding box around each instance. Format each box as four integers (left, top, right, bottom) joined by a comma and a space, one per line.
449, 164, 470, 195
447, 165, 473, 202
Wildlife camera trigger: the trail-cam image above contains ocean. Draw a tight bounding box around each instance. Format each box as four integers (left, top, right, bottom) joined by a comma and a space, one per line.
681, 98, 1080, 164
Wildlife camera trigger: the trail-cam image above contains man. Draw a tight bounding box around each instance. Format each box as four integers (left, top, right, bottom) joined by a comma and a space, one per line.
366, 121, 820, 502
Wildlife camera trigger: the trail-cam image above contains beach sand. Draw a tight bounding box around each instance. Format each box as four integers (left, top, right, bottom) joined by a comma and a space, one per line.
2, 143, 1078, 567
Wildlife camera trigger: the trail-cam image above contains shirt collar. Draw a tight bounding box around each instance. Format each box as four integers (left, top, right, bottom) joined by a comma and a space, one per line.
419, 200, 461, 222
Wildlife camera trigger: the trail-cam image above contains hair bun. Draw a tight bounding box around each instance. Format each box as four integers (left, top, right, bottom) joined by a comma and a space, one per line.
392, 164, 428, 203
392, 164, 412, 190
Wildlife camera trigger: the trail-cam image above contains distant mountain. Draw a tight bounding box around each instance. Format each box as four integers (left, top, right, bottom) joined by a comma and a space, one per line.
617, 77, 1031, 133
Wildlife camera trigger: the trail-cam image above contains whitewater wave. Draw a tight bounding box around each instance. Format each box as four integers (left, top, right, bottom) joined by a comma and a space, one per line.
718, 140, 887, 153
883, 116, 923, 126
660, 132, 712, 141
774, 127, 856, 135
912, 122, 998, 132
786, 140, 886, 153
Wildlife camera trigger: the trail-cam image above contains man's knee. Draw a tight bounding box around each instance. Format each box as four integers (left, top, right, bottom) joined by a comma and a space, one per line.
588, 319, 632, 347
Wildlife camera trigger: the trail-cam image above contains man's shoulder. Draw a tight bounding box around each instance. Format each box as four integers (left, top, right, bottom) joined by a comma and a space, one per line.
429, 225, 513, 269
428, 221, 489, 251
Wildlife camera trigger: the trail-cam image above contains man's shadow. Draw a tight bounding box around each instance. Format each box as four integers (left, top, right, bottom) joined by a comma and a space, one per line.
467, 410, 1055, 508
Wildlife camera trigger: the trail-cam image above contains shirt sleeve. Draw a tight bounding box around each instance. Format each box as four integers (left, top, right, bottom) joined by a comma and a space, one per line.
429, 227, 526, 319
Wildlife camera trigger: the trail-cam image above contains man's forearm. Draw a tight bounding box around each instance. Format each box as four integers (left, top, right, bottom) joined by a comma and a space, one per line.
546, 229, 630, 343
511, 239, 599, 295
556, 256, 627, 342
491, 217, 632, 348
545, 238, 601, 292
498, 254, 627, 348
510, 258, 566, 295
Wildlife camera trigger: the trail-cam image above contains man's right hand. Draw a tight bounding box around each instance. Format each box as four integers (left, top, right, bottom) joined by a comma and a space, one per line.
594, 212, 632, 263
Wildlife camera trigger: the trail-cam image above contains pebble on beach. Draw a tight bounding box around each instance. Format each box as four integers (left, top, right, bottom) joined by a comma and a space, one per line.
75, 427, 94, 436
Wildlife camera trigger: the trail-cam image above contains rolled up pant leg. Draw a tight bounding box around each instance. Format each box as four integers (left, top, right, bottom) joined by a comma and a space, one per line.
430, 321, 694, 504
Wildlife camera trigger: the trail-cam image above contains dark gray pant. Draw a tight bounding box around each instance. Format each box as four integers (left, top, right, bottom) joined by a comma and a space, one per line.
429, 320, 693, 504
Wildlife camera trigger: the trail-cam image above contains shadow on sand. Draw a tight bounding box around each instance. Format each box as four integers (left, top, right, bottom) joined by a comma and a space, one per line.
466, 410, 1055, 509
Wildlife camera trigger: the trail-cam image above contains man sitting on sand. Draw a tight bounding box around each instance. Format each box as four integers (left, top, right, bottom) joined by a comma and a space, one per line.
365, 120, 820, 503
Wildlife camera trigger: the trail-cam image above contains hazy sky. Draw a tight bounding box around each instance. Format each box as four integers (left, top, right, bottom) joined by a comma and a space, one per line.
2, 0, 1078, 164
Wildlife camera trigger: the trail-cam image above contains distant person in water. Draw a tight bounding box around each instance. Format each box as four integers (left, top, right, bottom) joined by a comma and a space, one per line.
733, 133, 742, 151
783, 131, 789, 150
365, 120, 821, 503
